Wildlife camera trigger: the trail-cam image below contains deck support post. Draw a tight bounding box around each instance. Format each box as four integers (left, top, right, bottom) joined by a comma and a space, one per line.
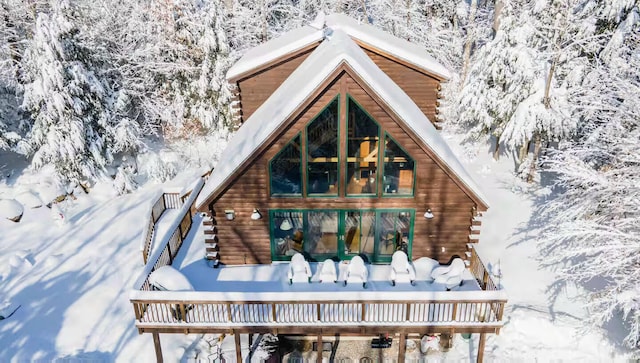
477, 333, 486, 363
152, 332, 163, 363
317, 334, 323, 363
234, 333, 242, 362
398, 333, 406, 362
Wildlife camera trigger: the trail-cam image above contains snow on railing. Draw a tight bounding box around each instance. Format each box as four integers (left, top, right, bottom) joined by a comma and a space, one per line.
134, 177, 205, 290
130, 290, 507, 329
468, 245, 500, 291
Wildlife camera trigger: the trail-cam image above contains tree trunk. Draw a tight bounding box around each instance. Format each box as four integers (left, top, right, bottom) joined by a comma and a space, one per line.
493, 133, 501, 160
518, 139, 530, 165
527, 133, 542, 183
460, 0, 478, 88
543, 57, 557, 108
492, 1, 503, 38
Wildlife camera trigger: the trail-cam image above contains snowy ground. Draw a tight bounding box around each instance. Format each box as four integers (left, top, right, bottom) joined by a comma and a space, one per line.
0, 135, 634, 362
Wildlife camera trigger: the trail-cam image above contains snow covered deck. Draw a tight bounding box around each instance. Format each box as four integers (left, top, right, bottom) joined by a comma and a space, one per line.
131, 214, 506, 335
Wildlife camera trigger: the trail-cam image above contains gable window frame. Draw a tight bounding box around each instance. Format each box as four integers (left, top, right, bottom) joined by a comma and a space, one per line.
305, 95, 341, 198
381, 132, 416, 198
345, 95, 382, 198
269, 133, 303, 197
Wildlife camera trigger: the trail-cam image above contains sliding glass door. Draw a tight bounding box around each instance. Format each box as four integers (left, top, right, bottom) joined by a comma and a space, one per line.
270, 209, 414, 263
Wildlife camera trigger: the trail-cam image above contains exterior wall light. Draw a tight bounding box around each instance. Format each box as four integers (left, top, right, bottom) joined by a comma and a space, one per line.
225, 209, 235, 220
251, 209, 262, 220
424, 209, 434, 219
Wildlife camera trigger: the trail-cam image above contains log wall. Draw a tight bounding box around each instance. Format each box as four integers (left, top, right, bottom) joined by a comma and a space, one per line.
208, 72, 478, 265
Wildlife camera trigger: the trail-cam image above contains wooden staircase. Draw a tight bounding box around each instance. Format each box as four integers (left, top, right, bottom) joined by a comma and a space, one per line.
203, 215, 219, 268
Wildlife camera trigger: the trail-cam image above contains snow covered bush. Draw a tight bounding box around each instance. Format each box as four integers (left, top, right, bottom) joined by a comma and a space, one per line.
142, 154, 177, 184
113, 166, 137, 195
0, 199, 23, 222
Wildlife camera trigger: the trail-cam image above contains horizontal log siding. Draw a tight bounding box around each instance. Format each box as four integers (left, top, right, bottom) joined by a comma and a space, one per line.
363, 49, 441, 124
213, 73, 475, 265
236, 48, 314, 122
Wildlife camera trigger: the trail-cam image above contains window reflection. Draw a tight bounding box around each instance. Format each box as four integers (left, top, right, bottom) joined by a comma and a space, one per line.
307, 98, 339, 195
347, 98, 379, 196
383, 134, 415, 195
270, 135, 302, 195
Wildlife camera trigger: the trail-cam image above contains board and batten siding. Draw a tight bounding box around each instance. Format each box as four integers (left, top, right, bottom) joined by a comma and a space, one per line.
208, 72, 477, 266
233, 45, 442, 125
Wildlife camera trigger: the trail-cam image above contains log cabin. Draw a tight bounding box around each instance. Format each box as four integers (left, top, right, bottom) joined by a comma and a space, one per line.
131, 13, 506, 363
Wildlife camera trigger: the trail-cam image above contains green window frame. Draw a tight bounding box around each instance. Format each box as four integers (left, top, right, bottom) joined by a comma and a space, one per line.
269, 133, 302, 196
345, 96, 381, 197
382, 132, 416, 197
305, 96, 340, 197
269, 209, 414, 263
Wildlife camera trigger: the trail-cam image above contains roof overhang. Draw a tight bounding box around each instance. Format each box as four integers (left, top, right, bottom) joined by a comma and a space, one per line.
227, 13, 452, 83
196, 30, 488, 211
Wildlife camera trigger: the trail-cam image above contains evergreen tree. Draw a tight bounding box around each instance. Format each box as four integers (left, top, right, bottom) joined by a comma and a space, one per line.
20, 1, 112, 183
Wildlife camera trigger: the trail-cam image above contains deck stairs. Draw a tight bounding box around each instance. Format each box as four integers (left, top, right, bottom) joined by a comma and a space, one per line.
203, 215, 219, 268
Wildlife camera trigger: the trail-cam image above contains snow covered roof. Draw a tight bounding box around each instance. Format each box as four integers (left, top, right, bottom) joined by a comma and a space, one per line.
227, 13, 452, 81
196, 30, 489, 210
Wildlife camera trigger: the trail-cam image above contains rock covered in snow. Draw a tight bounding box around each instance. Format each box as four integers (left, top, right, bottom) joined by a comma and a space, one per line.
14, 191, 43, 209
0, 199, 24, 222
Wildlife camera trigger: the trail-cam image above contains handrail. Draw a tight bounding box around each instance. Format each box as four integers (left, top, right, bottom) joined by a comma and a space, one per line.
133, 177, 205, 291
468, 246, 500, 291
131, 297, 507, 327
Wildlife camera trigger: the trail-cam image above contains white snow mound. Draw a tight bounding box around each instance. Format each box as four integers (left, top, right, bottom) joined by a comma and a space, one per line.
148, 265, 195, 291
0, 199, 24, 221
15, 191, 43, 209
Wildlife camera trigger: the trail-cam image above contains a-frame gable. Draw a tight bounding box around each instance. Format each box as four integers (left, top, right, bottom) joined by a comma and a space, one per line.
197, 30, 488, 211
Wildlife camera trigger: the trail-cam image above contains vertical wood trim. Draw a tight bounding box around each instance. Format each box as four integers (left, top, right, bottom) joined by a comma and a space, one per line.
152, 332, 163, 363
301, 120, 308, 197
317, 334, 323, 363
477, 333, 486, 363
398, 333, 406, 362
339, 75, 348, 197
235, 333, 242, 363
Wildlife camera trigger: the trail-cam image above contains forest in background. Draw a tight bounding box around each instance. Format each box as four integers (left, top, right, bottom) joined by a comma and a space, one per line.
1, 0, 639, 355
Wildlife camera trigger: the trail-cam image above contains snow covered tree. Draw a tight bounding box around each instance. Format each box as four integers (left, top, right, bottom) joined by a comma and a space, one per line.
20, 1, 112, 183
538, 29, 640, 352
166, 0, 234, 134
457, 0, 540, 160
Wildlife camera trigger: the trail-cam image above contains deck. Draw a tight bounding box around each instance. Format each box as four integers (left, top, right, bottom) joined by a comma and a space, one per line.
131, 210, 506, 336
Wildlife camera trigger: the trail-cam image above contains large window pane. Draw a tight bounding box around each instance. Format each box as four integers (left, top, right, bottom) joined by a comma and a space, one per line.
270, 135, 302, 195
346, 98, 379, 196
344, 211, 375, 258
378, 211, 411, 257
305, 211, 338, 256
307, 98, 339, 195
383, 134, 415, 195
272, 211, 304, 259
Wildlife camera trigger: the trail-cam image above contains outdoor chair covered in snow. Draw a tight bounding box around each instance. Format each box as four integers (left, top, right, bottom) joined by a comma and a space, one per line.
287, 252, 312, 284
318, 258, 337, 283
430, 257, 466, 290
389, 250, 416, 286
412, 257, 440, 282
343, 255, 368, 288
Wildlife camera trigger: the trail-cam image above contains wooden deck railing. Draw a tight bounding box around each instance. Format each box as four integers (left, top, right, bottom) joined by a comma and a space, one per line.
131, 293, 507, 334
137, 177, 206, 290
140, 188, 204, 265
468, 245, 500, 291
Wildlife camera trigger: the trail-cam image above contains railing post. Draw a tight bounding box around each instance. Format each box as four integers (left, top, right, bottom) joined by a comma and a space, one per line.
167, 243, 173, 264
226, 302, 232, 322
317, 303, 321, 322
452, 302, 458, 322
405, 303, 411, 321
272, 303, 277, 323
482, 270, 489, 290
361, 303, 366, 322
